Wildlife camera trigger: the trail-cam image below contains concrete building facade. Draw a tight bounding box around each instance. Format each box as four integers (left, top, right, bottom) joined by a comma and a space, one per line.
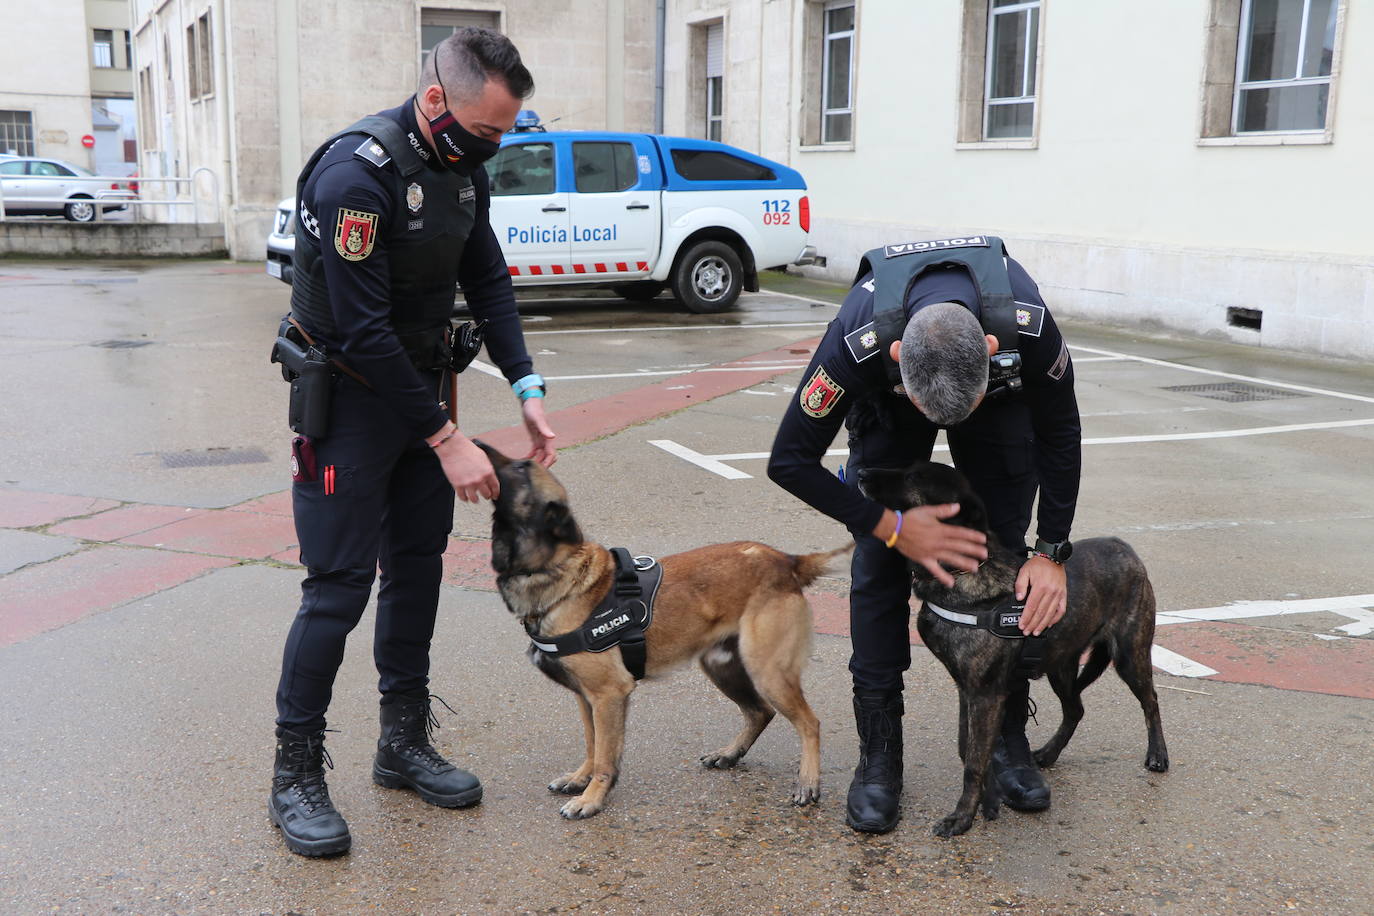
0, 0, 135, 174
130, 0, 657, 258
662, 0, 1374, 360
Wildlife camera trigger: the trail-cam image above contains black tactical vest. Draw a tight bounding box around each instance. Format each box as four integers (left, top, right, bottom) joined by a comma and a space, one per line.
854, 235, 1020, 389
289, 114, 477, 361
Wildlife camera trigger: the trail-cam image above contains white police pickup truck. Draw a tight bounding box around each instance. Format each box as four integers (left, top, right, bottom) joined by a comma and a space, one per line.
267, 131, 813, 313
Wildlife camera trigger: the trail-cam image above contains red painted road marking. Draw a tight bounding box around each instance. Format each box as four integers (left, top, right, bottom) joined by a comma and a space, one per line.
0, 490, 121, 528
118, 510, 298, 559
49, 504, 207, 542
226, 490, 293, 517
474, 338, 822, 456
1155, 622, 1374, 700
0, 545, 234, 647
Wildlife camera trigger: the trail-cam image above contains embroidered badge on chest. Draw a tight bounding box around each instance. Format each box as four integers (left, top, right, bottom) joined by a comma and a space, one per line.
844, 321, 881, 363
459, 186, 476, 204
334, 208, 378, 262
406, 182, 423, 213
800, 366, 845, 418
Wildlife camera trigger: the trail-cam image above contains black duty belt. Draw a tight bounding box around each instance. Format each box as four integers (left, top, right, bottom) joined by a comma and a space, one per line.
921, 597, 1048, 680
529, 548, 662, 680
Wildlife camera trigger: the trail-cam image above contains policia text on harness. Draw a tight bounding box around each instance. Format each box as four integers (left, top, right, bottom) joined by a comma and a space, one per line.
269, 114, 486, 438
528, 549, 664, 680
856, 235, 1023, 401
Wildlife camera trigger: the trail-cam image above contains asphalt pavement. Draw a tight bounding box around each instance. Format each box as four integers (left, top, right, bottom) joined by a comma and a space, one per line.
1, 259, 1372, 915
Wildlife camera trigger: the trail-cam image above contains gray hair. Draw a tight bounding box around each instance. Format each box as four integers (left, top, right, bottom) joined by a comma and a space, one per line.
898, 302, 989, 425
418, 27, 534, 104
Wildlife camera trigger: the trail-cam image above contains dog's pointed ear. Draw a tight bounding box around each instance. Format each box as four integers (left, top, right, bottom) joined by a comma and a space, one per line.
543, 499, 582, 544
473, 439, 510, 469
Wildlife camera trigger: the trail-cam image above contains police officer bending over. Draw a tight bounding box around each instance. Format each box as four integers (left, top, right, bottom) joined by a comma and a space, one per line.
768, 236, 1081, 834
269, 29, 556, 857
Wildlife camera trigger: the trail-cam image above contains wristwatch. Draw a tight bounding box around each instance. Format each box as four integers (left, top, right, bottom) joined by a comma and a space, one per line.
1031, 537, 1073, 564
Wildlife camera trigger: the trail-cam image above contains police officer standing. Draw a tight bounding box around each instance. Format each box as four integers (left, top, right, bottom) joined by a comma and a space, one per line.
268, 29, 556, 857
768, 235, 1081, 834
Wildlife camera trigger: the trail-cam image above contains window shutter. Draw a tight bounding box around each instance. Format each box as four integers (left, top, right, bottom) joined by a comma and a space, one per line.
706, 22, 723, 78
421, 9, 500, 29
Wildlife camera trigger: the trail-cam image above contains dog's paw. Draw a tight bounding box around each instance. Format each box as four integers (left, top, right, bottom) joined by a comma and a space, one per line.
1145, 751, 1169, 773
548, 774, 591, 795
791, 782, 821, 806
559, 796, 603, 819
932, 813, 974, 838
1033, 747, 1061, 768
699, 750, 742, 770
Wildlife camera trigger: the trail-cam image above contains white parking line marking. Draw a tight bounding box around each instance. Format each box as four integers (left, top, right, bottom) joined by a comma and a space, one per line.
756, 289, 843, 307
652, 413, 1374, 479
1073, 344, 1374, 405
522, 321, 829, 336
1156, 594, 1374, 627
1151, 646, 1220, 678
647, 440, 753, 480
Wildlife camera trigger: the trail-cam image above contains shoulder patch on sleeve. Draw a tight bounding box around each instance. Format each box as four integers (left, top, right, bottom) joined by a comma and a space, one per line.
1047, 340, 1070, 381
334, 208, 379, 261
800, 366, 845, 418
844, 321, 882, 364
353, 137, 392, 168
1014, 300, 1045, 337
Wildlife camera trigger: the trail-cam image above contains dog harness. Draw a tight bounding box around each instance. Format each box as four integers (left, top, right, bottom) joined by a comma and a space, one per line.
528, 548, 663, 680
922, 596, 1049, 680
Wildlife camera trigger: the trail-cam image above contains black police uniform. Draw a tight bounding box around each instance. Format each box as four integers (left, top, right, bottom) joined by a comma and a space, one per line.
768, 253, 1081, 690
275, 100, 533, 732
768, 242, 1081, 832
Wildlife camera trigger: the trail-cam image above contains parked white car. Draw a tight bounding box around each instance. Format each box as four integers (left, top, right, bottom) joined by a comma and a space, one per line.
0, 156, 137, 222
267, 130, 814, 313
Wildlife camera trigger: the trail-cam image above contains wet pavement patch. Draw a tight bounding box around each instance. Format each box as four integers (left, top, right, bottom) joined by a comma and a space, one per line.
90, 339, 152, 349
1161, 381, 1308, 402
157, 447, 270, 468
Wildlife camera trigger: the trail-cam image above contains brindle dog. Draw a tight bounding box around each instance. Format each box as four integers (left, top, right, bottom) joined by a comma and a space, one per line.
859, 460, 1168, 837
477, 441, 851, 819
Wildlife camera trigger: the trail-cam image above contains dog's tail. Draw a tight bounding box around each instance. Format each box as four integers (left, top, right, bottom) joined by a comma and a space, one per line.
790, 543, 855, 589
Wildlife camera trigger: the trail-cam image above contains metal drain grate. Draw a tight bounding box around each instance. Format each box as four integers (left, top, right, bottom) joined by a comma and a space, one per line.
159, 447, 271, 468
1162, 382, 1307, 403
92, 339, 152, 349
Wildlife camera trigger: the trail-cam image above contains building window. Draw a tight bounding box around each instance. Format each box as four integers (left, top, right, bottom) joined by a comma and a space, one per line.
198, 12, 213, 95
0, 110, 35, 156
1234, 0, 1336, 132
420, 9, 501, 74
186, 12, 213, 99
704, 22, 724, 141
125, 30, 133, 69
821, 3, 855, 143
984, 0, 1040, 139
138, 66, 155, 153
93, 29, 114, 68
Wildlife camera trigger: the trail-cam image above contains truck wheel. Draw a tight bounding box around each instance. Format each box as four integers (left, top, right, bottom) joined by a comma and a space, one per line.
65, 197, 97, 222
671, 241, 743, 314
612, 281, 665, 302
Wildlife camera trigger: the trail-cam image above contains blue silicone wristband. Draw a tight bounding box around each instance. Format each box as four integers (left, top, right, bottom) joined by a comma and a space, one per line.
512, 373, 545, 400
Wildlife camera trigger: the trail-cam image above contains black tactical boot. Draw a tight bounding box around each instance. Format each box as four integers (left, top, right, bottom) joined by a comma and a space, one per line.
372, 691, 482, 808
268, 727, 351, 857
845, 690, 904, 833
990, 681, 1050, 812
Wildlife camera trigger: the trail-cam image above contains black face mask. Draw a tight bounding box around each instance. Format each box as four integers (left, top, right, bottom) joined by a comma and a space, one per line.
425, 46, 502, 177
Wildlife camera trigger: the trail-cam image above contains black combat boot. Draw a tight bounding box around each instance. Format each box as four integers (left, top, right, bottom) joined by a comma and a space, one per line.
372, 691, 482, 808
990, 681, 1050, 811
845, 690, 904, 833
268, 727, 351, 857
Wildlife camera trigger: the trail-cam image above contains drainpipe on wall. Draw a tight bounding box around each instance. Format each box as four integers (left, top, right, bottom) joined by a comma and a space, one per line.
655, 0, 665, 133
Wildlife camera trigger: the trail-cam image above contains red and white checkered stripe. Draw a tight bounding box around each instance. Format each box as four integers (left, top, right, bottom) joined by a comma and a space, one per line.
508, 261, 650, 277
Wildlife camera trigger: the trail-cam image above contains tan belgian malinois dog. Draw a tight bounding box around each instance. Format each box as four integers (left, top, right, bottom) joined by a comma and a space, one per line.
476, 442, 851, 819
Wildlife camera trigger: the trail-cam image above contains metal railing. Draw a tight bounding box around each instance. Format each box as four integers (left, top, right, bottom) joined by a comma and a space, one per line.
0, 168, 221, 223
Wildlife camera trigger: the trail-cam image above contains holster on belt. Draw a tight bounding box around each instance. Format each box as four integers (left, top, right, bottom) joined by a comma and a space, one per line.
271, 317, 333, 438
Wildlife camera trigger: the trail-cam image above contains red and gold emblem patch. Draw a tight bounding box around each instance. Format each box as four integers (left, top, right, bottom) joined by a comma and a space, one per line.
334, 208, 378, 262
800, 366, 844, 418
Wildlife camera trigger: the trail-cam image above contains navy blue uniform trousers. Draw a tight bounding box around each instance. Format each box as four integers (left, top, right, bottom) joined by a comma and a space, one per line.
275, 373, 454, 731
845, 395, 1036, 693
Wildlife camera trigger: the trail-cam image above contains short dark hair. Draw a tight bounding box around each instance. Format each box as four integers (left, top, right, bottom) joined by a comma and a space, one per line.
419, 27, 534, 103
898, 302, 989, 426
